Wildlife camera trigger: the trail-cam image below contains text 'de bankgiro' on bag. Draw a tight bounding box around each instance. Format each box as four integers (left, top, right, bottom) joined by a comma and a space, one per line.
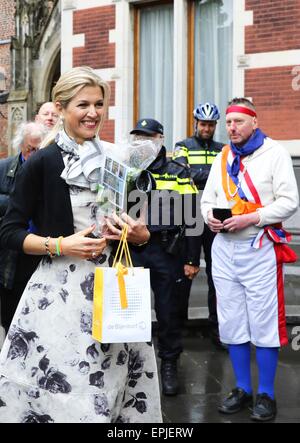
92, 224, 151, 343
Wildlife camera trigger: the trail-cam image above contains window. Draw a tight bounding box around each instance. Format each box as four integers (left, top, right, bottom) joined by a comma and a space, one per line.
189, 0, 233, 143
0, 70, 6, 92
134, 2, 174, 149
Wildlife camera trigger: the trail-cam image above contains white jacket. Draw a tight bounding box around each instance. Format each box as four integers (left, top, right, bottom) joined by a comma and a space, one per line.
201, 137, 299, 239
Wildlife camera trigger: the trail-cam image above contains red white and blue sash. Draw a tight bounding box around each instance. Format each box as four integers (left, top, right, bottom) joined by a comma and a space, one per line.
226, 148, 261, 205
252, 225, 292, 249
221, 145, 262, 215
222, 145, 297, 261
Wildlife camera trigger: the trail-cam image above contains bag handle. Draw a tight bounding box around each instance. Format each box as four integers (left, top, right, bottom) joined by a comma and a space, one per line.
112, 224, 134, 269
93, 225, 133, 342
112, 224, 133, 310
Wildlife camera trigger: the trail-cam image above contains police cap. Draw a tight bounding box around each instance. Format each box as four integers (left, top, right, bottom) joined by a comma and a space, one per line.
130, 118, 164, 136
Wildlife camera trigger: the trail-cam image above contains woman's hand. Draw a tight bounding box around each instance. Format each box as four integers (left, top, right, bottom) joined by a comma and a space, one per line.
207, 210, 224, 233
104, 212, 150, 245
61, 225, 107, 259
184, 264, 200, 280
222, 212, 260, 233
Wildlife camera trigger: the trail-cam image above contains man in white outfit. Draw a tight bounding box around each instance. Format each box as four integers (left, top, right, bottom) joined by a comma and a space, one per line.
201, 97, 299, 422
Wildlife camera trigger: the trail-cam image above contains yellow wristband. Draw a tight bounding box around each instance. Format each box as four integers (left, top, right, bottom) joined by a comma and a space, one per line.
56, 236, 64, 256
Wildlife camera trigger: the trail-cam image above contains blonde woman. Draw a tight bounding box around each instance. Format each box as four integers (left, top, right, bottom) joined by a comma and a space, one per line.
0, 67, 162, 423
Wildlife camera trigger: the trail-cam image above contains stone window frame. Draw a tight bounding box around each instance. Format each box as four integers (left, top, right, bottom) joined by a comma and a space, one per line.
0, 68, 7, 92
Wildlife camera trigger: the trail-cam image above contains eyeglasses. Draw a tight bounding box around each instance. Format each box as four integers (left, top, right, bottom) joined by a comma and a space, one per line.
25, 144, 39, 153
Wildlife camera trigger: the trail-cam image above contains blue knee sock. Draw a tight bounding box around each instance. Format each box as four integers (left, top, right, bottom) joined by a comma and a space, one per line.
256, 347, 279, 399
228, 343, 252, 394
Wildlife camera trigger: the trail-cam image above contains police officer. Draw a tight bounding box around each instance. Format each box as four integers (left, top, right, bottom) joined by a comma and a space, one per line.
173, 103, 224, 346
129, 118, 200, 396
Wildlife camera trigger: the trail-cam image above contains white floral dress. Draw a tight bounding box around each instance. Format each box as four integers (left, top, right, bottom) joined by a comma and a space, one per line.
0, 185, 162, 423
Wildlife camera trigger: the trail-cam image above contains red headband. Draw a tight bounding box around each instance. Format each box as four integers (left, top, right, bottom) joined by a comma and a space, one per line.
226, 106, 257, 117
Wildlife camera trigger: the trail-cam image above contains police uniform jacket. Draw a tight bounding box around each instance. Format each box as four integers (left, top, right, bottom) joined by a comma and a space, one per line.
174, 136, 223, 190
147, 146, 201, 266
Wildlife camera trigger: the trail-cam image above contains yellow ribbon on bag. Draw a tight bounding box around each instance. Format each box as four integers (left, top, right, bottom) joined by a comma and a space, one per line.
92, 224, 133, 341
93, 266, 104, 341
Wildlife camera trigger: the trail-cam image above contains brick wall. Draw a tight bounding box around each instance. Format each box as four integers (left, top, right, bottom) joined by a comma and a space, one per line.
245, 0, 300, 141
73, 5, 115, 69
245, 0, 300, 54
246, 66, 300, 139
0, 0, 15, 157
73, 5, 116, 142
101, 81, 115, 143
0, 0, 14, 39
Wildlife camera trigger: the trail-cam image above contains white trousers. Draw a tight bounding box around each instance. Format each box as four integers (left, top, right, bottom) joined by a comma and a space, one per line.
212, 234, 288, 348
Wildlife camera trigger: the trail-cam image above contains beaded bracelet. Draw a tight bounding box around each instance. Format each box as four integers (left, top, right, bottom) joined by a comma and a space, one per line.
45, 236, 56, 258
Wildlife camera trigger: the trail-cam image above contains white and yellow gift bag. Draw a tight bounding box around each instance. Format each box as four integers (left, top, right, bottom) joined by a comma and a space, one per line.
92, 225, 151, 343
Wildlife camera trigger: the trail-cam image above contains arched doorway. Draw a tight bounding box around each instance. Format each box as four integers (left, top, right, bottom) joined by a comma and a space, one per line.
34, 47, 61, 115
45, 50, 61, 102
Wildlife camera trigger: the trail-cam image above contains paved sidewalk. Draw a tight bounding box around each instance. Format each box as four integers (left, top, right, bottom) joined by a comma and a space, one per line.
157, 325, 300, 424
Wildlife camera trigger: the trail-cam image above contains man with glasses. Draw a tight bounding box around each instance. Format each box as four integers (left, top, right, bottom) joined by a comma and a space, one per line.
0, 122, 47, 335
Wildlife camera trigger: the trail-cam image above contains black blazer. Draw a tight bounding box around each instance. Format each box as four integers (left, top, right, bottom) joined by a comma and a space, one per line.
0, 143, 74, 252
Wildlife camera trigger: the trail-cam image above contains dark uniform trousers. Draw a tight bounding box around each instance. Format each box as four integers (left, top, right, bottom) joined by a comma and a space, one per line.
130, 232, 183, 361
201, 224, 217, 325
173, 136, 223, 327
176, 223, 217, 326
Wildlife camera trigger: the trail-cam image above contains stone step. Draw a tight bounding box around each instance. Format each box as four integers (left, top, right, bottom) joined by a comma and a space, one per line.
152, 305, 300, 324
188, 269, 300, 305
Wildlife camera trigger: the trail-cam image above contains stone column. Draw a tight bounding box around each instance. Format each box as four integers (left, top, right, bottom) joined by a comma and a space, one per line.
7, 90, 28, 155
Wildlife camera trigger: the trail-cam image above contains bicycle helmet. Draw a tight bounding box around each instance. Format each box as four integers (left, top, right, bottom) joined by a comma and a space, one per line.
193, 102, 220, 121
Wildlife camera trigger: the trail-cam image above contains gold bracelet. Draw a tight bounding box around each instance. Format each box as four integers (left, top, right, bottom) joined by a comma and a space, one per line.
132, 235, 150, 247
134, 241, 149, 247
45, 236, 56, 258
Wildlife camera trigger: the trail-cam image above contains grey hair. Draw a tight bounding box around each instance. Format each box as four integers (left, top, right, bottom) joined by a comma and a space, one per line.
12, 122, 48, 154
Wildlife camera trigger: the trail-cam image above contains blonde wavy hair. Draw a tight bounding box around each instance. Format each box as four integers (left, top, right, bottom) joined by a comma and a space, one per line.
41, 66, 110, 148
